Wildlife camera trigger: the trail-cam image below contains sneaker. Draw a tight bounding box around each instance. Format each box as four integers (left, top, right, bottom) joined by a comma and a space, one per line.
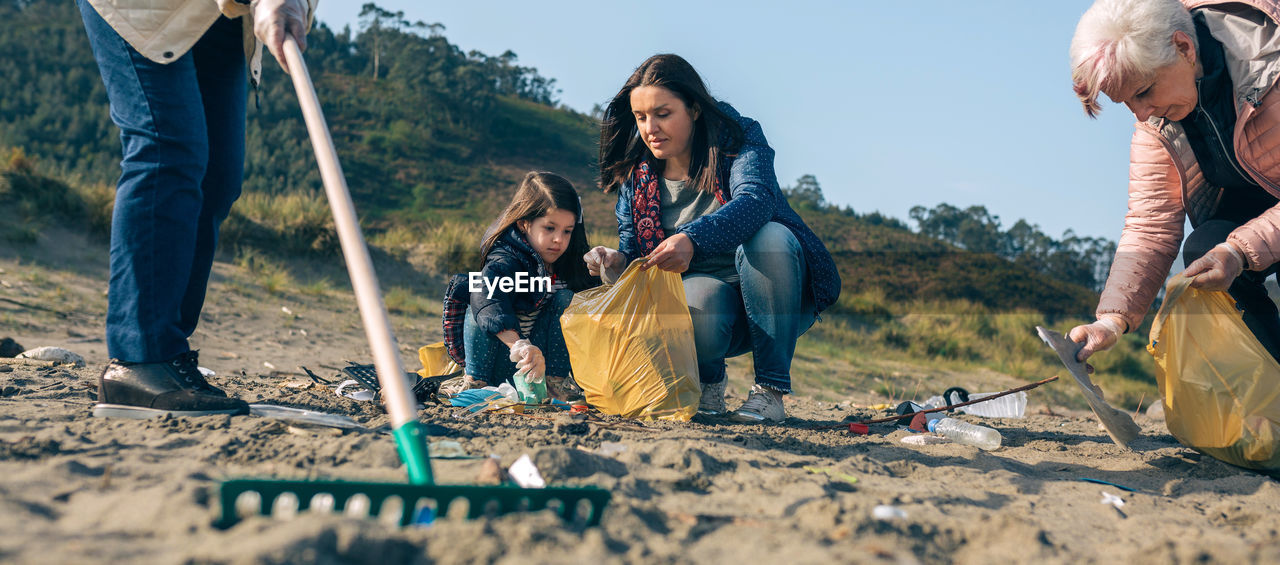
729, 384, 786, 423
93, 351, 249, 419
546, 375, 585, 402
698, 380, 727, 416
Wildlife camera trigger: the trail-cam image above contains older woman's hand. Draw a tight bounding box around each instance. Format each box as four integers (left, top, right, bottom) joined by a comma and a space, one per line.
1067, 315, 1125, 372
1185, 242, 1245, 292
642, 233, 694, 273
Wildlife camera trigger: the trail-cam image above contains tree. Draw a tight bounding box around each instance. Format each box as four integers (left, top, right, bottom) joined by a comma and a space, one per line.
358, 3, 444, 82
784, 174, 825, 209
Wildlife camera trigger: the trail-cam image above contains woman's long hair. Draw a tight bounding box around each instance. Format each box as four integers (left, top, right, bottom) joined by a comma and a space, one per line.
598, 54, 744, 194
480, 171, 594, 291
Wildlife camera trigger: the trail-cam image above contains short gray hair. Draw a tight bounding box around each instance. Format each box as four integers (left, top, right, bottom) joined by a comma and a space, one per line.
1070, 0, 1196, 117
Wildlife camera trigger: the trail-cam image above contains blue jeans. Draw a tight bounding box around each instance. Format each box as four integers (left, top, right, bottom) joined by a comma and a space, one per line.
78, 0, 247, 363
462, 290, 574, 385
685, 222, 817, 393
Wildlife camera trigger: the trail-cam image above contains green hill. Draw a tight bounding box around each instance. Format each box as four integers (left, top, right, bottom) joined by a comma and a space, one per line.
0, 0, 1155, 407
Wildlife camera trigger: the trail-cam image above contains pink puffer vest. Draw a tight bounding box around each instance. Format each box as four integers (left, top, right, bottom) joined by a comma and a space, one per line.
1097, 0, 1280, 331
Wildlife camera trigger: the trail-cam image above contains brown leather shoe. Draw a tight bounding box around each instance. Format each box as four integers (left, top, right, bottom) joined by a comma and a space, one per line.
92, 351, 249, 419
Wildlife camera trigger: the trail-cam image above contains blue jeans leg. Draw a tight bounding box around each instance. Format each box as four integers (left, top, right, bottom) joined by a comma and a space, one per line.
529, 290, 574, 377
736, 222, 817, 393
683, 274, 749, 385
79, 0, 246, 363
463, 307, 519, 385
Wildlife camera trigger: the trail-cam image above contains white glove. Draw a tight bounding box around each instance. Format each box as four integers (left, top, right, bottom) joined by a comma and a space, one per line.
508, 339, 545, 383
251, 0, 308, 73
1067, 315, 1125, 372
1184, 242, 1245, 292
584, 246, 625, 284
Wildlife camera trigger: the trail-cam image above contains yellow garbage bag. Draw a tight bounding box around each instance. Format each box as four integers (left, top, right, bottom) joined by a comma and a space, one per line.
1148, 273, 1280, 471
560, 260, 701, 421
418, 342, 461, 378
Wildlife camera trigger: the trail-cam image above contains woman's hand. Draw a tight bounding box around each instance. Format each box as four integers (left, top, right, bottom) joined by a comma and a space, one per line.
251, 0, 309, 74
1185, 242, 1245, 292
1067, 315, 1125, 373
508, 339, 545, 383
584, 246, 626, 284
642, 233, 694, 273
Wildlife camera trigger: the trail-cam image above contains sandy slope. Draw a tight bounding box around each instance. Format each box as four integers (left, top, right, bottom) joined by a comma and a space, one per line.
2, 235, 1280, 564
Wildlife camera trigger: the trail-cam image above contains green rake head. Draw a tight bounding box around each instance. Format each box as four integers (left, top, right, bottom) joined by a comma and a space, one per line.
216, 478, 611, 528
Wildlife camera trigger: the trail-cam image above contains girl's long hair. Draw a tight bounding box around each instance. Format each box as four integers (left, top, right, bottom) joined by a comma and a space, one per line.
598, 53, 744, 194
480, 171, 594, 291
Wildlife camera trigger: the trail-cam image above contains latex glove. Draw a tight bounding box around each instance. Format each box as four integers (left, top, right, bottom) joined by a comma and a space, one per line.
1184, 242, 1245, 292
641, 233, 694, 273
1067, 315, 1125, 373
584, 246, 626, 284
251, 0, 308, 74
508, 339, 545, 383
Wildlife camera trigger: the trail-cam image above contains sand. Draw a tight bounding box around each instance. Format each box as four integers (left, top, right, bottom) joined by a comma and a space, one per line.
3, 235, 1280, 564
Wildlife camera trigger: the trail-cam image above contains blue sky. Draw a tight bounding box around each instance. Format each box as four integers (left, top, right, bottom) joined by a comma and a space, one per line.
316, 1, 1137, 241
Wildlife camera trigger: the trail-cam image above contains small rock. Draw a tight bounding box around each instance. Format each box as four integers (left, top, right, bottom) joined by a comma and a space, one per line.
553, 413, 589, 435
1146, 400, 1166, 420
476, 456, 507, 485
0, 337, 23, 358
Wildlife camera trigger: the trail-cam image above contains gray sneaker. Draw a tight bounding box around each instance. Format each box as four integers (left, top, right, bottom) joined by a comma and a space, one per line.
698, 380, 727, 416
730, 384, 786, 423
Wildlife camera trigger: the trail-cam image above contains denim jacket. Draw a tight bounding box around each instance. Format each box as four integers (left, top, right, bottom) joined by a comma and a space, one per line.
615, 102, 842, 312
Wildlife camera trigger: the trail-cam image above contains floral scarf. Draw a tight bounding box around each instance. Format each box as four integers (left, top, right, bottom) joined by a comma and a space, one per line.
631, 160, 728, 255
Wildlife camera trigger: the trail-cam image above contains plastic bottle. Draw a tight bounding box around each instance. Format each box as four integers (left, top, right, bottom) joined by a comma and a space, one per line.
926, 389, 1028, 419
927, 416, 1002, 450
513, 371, 547, 404
956, 391, 1027, 419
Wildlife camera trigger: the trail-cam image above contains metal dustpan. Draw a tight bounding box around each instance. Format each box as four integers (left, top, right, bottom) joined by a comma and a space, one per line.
1035, 326, 1141, 449
216, 38, 609, 528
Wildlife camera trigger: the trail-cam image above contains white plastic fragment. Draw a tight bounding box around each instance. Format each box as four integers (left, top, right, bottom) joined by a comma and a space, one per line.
17, 346, 85, 367
598, 442, 629, 456
508, 454, 545, 489
198, 366, 216, 378
335, 379, 375, 401
1101, 491, 1125, 509
900, 434, 950, 446
872, 505, 908, 521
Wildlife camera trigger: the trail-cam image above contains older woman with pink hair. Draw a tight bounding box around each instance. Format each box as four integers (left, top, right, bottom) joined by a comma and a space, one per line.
1068, 0, 1280, 365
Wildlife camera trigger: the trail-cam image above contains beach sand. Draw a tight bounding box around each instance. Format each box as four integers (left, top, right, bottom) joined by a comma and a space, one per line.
2, 243, 1279, 564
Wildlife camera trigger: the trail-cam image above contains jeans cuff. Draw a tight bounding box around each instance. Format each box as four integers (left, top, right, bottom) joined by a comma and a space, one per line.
754, 376, 791, 394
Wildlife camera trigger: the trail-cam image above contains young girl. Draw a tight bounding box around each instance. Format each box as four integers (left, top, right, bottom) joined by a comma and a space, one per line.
444, 171, 595, 401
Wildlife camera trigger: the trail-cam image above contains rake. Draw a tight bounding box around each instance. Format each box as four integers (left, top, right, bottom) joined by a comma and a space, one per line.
215, 37, 609, 528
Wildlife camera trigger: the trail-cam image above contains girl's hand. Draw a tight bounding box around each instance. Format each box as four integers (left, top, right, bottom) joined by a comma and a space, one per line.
508, 339, 545, 383
642, 233, 694, 273
584, 246, 625, 284
1185, 242, 1245, 292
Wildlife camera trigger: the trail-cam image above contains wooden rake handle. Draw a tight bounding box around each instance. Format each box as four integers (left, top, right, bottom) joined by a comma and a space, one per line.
281, 37, 418, 430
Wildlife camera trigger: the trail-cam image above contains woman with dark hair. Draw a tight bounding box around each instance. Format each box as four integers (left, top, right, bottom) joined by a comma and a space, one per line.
585, 54, 841, 422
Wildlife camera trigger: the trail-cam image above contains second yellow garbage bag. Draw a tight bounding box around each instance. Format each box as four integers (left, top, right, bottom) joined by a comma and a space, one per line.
1149, 273, 1280, 471
561, 260, 700, 421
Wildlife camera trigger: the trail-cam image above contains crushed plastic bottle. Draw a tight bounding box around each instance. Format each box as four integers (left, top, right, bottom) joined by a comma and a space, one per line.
925, 387, 1027, 418
513, 370, 548, 404
957, 391, 1026, 418
927, 415, 1002, 450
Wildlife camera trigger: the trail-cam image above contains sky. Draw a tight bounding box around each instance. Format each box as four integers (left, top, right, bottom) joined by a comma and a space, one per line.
315, 1, 1138, 241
